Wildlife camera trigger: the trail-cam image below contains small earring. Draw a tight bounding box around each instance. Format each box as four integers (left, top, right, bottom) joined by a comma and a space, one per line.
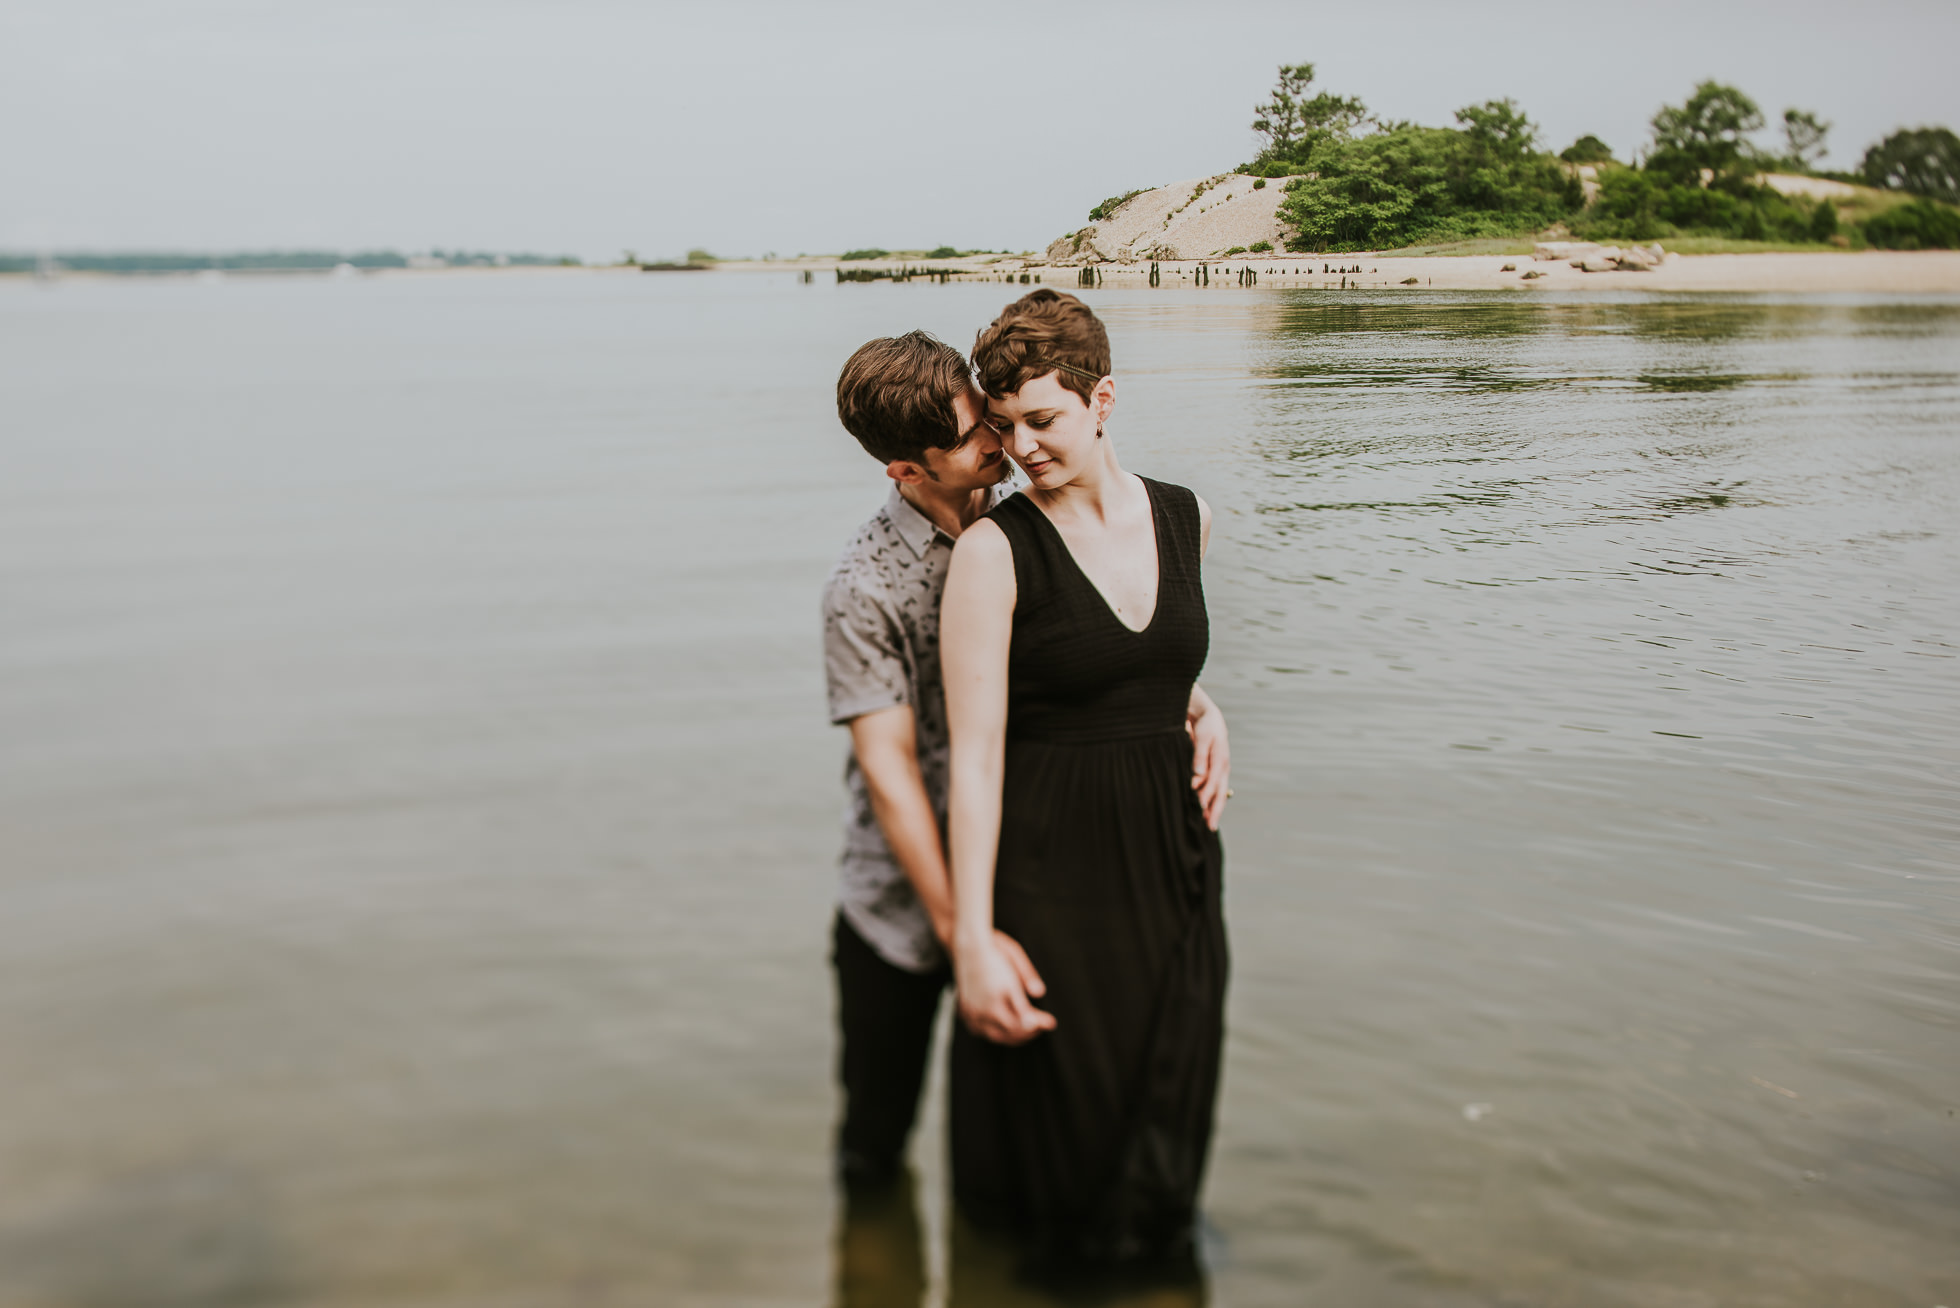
1096, 422, 1105, 438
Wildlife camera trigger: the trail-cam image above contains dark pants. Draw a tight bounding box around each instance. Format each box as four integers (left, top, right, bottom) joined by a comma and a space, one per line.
832, 911, 949, 1179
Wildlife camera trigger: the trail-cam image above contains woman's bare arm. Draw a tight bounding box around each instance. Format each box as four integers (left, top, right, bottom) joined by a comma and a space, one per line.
1185, 495, 1231, 826
942, 517, 1055, 1045
1187, 685, 1231, 829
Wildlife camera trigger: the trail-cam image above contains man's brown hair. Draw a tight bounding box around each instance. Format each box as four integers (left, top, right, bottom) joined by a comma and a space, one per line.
970, 289, 1111, 405
835, 331, 974, 465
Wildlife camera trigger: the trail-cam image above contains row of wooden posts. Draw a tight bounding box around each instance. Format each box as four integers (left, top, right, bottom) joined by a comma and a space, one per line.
820, 261, 1382, 288
833, 267, 1041, 285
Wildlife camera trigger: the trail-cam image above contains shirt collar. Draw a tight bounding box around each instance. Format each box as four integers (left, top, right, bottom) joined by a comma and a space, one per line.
885, 480, 1019, 560
884, 485, 945, 560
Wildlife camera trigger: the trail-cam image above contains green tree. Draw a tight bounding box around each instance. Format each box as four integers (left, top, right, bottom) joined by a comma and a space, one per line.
1248, 63, 1368, 174
1860, 127, 1960, 203
1648, 81, 1764, 183
1278, 107, 1580, 251
1782, 109, 1830, 168
1456, 98, 1537, 159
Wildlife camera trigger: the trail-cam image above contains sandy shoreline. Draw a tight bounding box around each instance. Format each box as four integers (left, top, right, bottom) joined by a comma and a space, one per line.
711, 250, 1960, 294
8, 252, 1957, 294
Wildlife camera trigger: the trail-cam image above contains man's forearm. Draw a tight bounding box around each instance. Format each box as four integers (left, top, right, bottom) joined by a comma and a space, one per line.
859, 757, 956, 946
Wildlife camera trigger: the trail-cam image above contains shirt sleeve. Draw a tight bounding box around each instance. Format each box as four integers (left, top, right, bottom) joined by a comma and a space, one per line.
823, 572, 910, 725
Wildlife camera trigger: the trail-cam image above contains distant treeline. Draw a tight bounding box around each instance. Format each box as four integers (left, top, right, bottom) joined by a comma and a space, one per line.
0, 249, 581, 273
1231, 64, 1960, 252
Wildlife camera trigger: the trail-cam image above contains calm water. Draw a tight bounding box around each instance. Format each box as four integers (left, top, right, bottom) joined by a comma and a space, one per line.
1, 272, 1956, 1308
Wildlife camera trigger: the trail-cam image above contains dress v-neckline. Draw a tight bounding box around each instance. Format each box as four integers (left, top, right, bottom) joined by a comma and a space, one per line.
1022, 477, 1164, 636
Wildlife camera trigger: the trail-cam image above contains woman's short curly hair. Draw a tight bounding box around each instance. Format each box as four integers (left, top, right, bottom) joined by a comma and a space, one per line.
970, 289, 1111, 406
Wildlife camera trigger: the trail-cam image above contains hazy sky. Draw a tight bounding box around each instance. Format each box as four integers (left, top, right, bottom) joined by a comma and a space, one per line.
7, 0, 1956, 260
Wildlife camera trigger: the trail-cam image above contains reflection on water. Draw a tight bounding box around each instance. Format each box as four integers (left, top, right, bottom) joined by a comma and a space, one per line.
0, 277, 1955, 1306
833, 1170, 1207, 1308
834, 1172, 929, 1308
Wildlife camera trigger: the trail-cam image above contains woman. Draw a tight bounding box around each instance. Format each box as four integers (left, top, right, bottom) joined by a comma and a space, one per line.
941, 289, 1230, 1272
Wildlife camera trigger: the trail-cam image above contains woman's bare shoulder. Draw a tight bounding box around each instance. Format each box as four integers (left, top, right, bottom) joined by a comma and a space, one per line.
948, 515, 1017, 607
955, 515, 1012, 561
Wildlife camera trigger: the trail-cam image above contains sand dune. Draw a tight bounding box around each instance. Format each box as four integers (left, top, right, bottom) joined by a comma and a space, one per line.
1047, 175, 1289, 263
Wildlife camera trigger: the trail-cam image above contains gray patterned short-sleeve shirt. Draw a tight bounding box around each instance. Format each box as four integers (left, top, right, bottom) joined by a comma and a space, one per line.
822, 482, 1013, 974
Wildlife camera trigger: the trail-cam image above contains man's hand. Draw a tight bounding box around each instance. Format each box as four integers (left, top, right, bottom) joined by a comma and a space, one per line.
956, 933, 1056, 1045
1189, 693, 1232, 831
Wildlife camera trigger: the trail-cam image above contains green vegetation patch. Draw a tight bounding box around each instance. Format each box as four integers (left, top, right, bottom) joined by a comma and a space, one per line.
1088, 190, 1145, 222
1559, 135, 1616, 164
1860, 199, 1960, 250
839, 248, 889, 261
1278, 102, 1580, 252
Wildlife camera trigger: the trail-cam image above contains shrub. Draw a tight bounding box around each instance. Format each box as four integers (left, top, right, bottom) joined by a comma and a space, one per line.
1089, 190, 1145, 222
1253, 177, 1266, 189
1861, 199, 1960, 249
1807, 199, 1839, 242
1250, 240, 1273, 252
1222, 246, 1248, 255
1575, 168, 1815, 242
1560, 134, 1615, 164
840, 248, 888, 261
927, 246, 960, 259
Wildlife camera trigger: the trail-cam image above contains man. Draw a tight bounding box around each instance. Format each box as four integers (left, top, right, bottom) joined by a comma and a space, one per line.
822, 329, 1228, 1188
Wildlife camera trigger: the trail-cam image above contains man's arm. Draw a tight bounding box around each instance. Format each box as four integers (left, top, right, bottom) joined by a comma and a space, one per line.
849, 704, 1048, 998
848, 705, 956, 944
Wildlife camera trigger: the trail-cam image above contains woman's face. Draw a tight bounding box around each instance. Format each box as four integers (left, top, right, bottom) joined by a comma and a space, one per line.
985, 371, 1113, 489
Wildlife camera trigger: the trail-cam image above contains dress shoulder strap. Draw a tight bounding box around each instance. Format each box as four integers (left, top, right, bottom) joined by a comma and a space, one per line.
984, 491, 1063, 602
1140, 477, 1203, 583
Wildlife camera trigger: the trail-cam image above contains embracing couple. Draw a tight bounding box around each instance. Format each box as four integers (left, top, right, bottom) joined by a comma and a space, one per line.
822, 290, 1230, 1275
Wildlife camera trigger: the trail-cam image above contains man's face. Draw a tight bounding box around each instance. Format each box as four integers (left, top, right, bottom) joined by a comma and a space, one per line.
916, 387, 1010, 489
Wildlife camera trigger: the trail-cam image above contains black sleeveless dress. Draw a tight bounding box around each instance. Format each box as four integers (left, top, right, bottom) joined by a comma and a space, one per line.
950, 475, 1228, 1268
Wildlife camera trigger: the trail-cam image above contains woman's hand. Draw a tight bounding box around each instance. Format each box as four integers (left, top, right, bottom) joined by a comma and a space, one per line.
1188, 689, 1232, 830
956, 932, 1057, 1045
